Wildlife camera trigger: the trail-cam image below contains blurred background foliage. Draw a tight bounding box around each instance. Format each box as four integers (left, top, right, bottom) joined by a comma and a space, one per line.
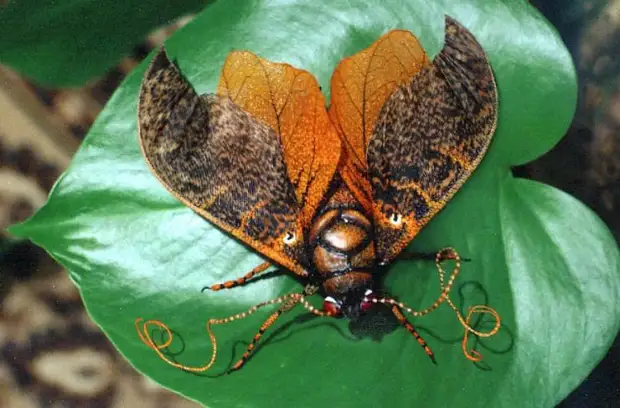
0, 0, 617, 406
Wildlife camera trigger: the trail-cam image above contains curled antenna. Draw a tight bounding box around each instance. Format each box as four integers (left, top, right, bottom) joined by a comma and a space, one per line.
135, 292, 329, 373
365, 247, 501, 361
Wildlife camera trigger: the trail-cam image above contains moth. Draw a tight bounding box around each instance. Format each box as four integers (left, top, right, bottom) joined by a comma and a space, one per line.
135, 15, 500, 373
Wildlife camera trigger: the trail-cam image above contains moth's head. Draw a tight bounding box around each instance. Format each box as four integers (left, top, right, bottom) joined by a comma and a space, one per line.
371, 202, 419, 265
322, 288, 376, 320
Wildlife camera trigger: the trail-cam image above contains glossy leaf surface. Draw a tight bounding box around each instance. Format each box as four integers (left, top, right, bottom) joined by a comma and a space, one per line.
0, 0, 205, 86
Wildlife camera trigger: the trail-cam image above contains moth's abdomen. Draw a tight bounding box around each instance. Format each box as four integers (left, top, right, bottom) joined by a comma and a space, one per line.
309, 206, 375, 296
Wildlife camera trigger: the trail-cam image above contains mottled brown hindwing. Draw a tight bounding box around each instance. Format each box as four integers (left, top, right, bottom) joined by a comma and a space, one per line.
367, 16, 498, 262
138, 50, 308, 275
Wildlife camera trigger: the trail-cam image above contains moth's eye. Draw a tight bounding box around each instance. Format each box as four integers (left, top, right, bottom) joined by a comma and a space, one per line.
283, 232, 296, 245
323, 297, 342, 317
389, 212, 402, 226
360, 289, 375, 313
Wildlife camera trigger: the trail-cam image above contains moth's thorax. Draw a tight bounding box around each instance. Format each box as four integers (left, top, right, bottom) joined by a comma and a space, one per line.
307, 186, 376, 298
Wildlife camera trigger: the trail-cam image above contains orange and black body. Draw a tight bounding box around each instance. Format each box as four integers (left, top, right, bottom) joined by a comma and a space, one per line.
307, 183, 376, 319
135, 15, 501, 373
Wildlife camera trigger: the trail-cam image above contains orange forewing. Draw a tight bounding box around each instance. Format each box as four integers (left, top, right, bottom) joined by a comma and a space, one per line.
328, 30, 429, 211
217, 52, 341, 225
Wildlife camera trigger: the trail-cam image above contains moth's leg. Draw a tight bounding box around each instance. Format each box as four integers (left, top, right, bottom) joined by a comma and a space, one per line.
228, 284, 318, 373
298, 282, 319, 297
205, 261, 272, 291
399, 249, 471, 262
398, 252, 437, 261
391, 305, 436, 364
228, 296, 299, 373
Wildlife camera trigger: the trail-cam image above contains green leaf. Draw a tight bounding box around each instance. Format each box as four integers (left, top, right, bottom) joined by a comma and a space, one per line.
0, 0, 206, 86
10, 0, 620, 407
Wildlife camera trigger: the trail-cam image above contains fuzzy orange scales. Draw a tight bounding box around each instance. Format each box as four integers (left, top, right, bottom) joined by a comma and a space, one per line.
329, 30, 430, 213
217, 52, 341, 226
